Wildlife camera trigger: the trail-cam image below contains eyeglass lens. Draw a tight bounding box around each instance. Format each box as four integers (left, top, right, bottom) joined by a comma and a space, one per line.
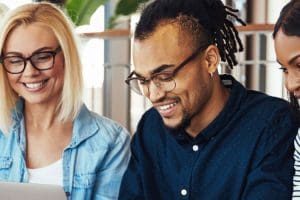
2, 47, 61, 74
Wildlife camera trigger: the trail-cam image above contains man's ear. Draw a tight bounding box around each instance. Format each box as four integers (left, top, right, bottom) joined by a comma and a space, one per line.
204, 45, 220, 74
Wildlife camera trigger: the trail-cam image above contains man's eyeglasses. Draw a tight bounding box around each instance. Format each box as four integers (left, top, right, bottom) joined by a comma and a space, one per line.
1, 46, 62, 74
125, 43, 209, 95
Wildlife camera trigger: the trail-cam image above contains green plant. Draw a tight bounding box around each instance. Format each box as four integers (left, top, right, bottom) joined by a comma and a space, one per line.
115, 0, 148, 15
65, 0, 108, 26
65, 0, 150, 28
109, 0, 149, 28
36, 0, 149, 27
34, 0, 108, 26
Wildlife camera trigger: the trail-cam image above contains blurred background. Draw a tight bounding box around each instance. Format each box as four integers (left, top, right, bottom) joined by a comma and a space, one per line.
0, 0, 291, 134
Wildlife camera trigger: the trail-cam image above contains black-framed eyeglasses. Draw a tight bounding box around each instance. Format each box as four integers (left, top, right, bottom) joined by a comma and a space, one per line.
125, 43, 209, 95
0, 46, 62, 74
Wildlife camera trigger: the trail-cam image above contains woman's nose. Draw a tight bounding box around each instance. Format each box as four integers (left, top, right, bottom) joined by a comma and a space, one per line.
22, 60, 40, 76
285, 72, 300, 93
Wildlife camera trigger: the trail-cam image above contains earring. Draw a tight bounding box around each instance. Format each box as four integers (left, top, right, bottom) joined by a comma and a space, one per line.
209, 72, 214, 78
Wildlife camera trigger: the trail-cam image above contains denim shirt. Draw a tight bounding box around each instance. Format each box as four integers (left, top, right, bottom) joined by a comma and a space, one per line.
0, 99, 131, 200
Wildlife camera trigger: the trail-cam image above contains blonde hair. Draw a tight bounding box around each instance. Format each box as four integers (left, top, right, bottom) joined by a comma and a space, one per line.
0, 2, 83, 134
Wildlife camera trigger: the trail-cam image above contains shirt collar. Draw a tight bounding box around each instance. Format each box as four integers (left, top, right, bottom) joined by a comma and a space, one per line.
11, 99, 99, 148
12, 98, 24, 121
68, 104, 99, 148
171, 74, 247, 143
198, 74, 247, 140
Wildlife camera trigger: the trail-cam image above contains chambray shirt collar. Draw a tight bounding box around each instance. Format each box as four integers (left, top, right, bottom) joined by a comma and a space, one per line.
68, 104, 99, 148
11, 98, 26, 157
11, 98, 24, 128
10, 98, 99, 149
170, 74, 247, 143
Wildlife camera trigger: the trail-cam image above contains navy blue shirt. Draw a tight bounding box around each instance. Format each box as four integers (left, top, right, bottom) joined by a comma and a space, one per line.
119, 75, 298, 200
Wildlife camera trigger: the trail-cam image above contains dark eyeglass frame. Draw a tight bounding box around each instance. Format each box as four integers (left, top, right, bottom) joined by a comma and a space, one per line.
0, 46, 62, 74
125, 43, 210, 94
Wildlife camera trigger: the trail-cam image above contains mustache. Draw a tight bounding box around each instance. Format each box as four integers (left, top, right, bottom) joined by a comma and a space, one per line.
152, 96, 180, 104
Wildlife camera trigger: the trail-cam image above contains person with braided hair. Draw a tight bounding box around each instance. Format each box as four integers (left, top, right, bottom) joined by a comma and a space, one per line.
119, 0, 298, 199
273, 0, 300, 198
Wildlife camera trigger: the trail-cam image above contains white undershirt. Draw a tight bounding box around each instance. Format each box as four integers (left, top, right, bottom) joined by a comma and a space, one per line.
28, 159, 63, 186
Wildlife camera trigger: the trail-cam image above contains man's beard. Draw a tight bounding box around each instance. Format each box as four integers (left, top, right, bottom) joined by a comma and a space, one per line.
164, 111, 192, 132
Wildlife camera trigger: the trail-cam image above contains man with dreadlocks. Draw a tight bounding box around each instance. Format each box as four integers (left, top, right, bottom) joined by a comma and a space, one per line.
119, 0, 298, 199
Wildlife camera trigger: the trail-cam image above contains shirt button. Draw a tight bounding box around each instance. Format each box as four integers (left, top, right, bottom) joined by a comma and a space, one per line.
181, 189, 188, 196
192, 145, 199, 152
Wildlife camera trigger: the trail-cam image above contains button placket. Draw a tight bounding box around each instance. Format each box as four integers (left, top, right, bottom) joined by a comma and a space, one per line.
192, 144, 199, 152
181, 188, 188, 196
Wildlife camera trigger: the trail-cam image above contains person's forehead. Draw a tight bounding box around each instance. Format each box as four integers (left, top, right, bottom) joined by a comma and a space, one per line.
132, 25, 196, 76
4, 23, 58, 54
135, 24, 193, 50
275, 29, 300, 64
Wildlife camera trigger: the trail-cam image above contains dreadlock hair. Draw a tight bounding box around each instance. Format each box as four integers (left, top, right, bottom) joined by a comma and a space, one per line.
134, 0, 246, 69
273, 0, 300, 121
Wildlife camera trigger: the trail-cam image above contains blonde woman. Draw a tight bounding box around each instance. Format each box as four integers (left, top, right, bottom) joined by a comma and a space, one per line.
0, 2, 130, 199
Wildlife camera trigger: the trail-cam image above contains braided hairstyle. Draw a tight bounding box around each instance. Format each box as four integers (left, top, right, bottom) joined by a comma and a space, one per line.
273, 0, 300, 119
134, 0, 246, 69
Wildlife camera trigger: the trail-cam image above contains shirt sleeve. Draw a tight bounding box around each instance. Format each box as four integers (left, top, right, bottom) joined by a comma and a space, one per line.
241, 111, 297, 200
293, 130, 300, 199
93, 126, 131, 200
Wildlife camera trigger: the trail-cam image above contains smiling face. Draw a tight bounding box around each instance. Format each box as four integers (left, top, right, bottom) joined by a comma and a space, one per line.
3, 23, 64, 107
274, 29, 300, 98
133, 22, 214, 130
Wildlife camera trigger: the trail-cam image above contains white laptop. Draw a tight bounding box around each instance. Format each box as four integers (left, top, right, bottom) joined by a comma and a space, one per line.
0, 182, 67, 200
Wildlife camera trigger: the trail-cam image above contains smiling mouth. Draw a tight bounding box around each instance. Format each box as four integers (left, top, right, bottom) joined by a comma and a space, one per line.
23, 80, 48, 89
157, 102, 178, 111
155, 99, 180, 118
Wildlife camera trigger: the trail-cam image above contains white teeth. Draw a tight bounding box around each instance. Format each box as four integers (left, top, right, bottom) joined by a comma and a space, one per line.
25, 81, 45, 89
158, 102, 177, 111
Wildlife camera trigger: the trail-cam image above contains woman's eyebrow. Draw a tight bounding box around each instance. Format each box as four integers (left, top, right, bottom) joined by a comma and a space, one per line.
3, 46, 55, 56
288, 54, 300, 65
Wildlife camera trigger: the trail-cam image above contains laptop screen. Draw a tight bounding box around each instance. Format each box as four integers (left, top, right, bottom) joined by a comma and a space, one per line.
0, 182, 67, 200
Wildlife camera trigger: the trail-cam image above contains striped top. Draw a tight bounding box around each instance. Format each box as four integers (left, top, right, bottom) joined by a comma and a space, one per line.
294, 130, 300, 199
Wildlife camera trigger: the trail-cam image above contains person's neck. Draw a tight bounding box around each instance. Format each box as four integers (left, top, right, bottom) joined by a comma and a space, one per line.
186, 76, 230, 138
24, 101, 62, 131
